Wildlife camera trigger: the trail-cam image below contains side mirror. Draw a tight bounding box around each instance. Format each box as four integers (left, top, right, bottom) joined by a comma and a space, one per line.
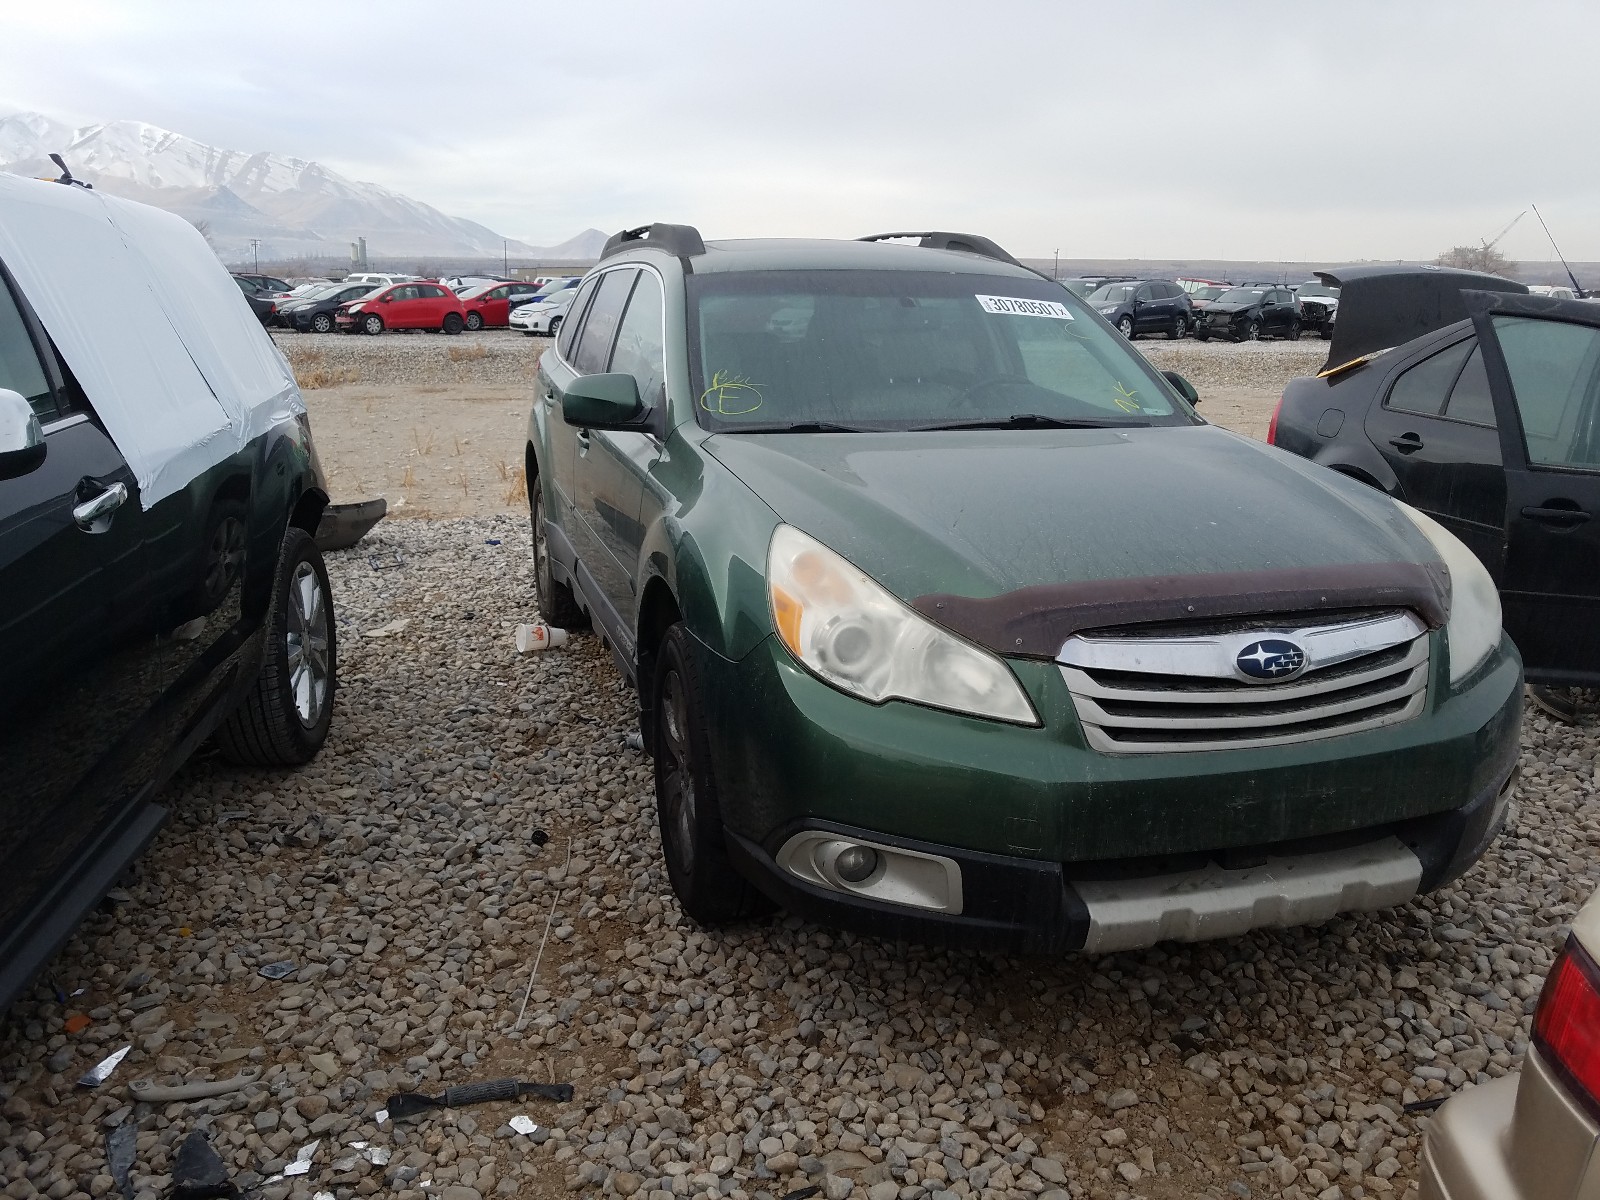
0, 388, 46, 480
562, 373, 644, 430
1162, 371, 1200, 406
380, 295, 393, 303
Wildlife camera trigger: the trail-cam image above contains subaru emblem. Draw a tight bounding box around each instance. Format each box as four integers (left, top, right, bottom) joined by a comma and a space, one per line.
1235, 639, 1307, 682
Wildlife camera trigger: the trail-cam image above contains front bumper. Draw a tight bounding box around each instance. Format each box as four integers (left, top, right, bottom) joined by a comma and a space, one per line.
703, 632, 1523, 953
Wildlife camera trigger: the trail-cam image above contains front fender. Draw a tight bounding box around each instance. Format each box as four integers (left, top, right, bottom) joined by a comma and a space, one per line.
640, 433, 780, 663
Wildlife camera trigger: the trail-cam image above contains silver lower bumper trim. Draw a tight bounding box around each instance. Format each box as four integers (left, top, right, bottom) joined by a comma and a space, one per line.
1075, 835, 1423, 953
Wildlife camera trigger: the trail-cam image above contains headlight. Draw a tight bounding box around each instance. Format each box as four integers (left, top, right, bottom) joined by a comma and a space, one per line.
766, 525, 1038, 725
346, 305, 363, 313
1395, 503, 1502, 684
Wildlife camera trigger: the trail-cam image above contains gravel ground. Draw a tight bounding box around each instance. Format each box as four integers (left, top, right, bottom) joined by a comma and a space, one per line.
273, 330, 543, 390
1133, 339, 1328, 394
1, 515, 1596, 1200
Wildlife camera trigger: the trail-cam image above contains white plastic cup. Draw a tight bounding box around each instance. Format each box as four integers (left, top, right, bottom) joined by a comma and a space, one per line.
515, 623, 568, 653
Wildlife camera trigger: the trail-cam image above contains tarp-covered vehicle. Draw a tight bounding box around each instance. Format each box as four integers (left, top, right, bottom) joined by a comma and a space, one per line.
0, 173, 338, 1010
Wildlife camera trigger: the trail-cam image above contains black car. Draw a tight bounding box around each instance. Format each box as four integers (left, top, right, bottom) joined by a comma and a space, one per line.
0, 175, 338, 1010
1085, 279, 1192, 339
233, 276, 276, 325
233, 273, 292, 295
1194, 285, 1301, 341
1272, 265, 1600, 687
282, 282, 380, 333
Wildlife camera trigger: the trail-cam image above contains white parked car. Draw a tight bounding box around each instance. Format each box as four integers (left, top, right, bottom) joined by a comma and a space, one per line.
508, 288, 577, 337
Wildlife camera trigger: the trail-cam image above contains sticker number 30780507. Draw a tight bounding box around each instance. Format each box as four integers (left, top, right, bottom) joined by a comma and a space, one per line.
975, 295, 1074, 320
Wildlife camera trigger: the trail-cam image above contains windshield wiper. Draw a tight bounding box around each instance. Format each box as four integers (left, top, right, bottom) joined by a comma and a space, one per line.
907, 413, 1138, 431
724, 420, 867, 433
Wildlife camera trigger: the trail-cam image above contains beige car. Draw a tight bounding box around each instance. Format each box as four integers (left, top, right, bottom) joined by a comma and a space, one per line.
1420, 892, 1600, 1199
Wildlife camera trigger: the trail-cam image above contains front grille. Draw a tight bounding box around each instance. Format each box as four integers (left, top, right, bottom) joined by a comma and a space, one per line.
1058, 610, 1430, 754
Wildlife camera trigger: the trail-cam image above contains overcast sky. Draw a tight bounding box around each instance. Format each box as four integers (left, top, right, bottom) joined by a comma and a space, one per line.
4, 0, 1599, 262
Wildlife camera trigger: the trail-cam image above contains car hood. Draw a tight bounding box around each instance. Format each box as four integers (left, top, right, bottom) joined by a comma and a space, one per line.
702, 425, 1439, 612
1206, 302, 1255, 315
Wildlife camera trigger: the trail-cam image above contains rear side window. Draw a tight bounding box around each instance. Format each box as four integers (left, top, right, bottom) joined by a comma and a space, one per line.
557, 277, 599, 359
416, 285, 447, 299
1386, 339, 1474, 417
1443, 347, 1496, 427
571, 270, 636, 375
0, 276, 55, 422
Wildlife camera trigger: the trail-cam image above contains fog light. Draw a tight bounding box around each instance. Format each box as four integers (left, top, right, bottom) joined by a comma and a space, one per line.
834, 845, 879, 883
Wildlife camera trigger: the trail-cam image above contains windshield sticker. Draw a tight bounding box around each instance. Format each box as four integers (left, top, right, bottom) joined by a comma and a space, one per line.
700, 370, 764, 415
976, 294, 1074, 320
1111, 382, 1143, 413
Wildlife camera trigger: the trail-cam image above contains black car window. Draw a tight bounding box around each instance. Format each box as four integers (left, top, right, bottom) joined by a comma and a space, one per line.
1163, 283, 1184, 300
1493, 315, 1600, 470
1443, 346, 1496, 428
571, 270, 636, 375
608, 272, 667, 409
1386, 339, 1474, 418
417, 284, 448, 299
1135, 284, 1153, 303
557, 277, 600, 359
0, 275, 55, 422
267, 278, 290, 292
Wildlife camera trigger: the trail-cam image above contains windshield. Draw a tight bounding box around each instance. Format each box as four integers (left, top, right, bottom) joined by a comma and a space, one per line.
460, 284, 495, 300
1193, 286, 1228, 301
1217, 288, 1266, 305
1297, 283, 1338, 299
687, 270, 1194, 433
533, 280, 573, 298
1087, 284, 1135, 303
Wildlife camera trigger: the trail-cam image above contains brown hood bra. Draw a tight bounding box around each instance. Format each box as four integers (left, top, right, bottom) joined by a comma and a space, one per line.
913, 560, 1450, 659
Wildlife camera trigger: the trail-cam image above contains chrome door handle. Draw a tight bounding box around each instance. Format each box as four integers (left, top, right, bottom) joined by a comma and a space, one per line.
74, 482, 128, 532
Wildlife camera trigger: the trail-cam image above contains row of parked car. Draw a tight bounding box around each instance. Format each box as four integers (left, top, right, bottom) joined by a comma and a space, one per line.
233, 271, 582, 336
4, 178, 1596, 1199
1059, 273, 1342, 341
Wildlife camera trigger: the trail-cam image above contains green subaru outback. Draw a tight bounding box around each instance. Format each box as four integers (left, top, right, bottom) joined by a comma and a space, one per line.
525, 225, 1522, 954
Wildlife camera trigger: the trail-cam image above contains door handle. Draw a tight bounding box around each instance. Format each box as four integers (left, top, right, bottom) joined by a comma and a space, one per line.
575, 430, 590, 454
1388, 432, 1423, 454
1520, 504, 1592, 526
73, 481, 128, 532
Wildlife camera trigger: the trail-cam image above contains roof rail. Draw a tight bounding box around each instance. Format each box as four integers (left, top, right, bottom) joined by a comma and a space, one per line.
601, 223, 706, 261
857, 231, 1020, 267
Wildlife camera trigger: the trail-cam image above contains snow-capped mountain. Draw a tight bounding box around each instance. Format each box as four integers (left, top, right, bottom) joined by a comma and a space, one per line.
0, 112, 596, 263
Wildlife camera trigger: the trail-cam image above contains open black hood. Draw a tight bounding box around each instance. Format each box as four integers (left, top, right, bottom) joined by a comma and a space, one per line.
1317, 265, 1527, 372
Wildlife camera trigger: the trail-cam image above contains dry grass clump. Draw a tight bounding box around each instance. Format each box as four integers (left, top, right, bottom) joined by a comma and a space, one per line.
284, 346, 360, 389
447, 343, 490, 363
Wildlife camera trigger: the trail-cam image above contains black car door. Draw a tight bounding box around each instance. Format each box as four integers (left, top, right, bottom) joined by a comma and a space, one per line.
1362, 331, 1507, 571
1469, 293, 1600, 684
0, 264, 167, 989
1133, 283, 1157, 334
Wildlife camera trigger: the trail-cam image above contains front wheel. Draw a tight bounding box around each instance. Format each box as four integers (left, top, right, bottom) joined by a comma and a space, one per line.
442, 312, 464, 334
1241, 319, 1261, 342
1117, 315, 1134, 338
547, 315, 562, 337
1168, 314, 1186, 340
362, 313, 384, 336
214, 528, 336, 766
464, 311, 483, 331
653, 624, 773, 926
310, 313, 333, 334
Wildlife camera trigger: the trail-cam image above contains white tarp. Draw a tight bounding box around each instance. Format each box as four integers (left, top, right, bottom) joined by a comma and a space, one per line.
0, 173, 304, 508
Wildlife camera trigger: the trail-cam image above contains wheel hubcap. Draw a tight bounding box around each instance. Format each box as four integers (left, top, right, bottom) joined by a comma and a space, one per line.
659, 670, 697, 876
285, 561, 330, 727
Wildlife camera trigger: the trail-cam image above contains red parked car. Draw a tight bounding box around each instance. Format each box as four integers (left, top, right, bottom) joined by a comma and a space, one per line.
458, 281, 549, 330
336, 281, 467, 335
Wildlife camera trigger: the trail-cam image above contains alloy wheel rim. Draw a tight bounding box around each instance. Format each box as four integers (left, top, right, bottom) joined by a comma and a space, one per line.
659, 670, 697, 876
285, 560, 330, 727
533, 494, 551, 599
204, 517, 245, 599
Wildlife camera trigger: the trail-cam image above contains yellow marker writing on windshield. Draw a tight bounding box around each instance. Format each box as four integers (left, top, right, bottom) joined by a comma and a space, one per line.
700, 370, 764, 415
1111, 382, 1142, 413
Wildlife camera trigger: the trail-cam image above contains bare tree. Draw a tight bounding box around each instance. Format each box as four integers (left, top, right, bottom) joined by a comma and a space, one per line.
1434, 245, 1516, 278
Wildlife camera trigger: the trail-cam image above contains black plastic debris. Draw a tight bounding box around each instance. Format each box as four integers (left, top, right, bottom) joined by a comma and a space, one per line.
315, 498, 387, 553
1403, 1095, 1447, 1113
386, 1078, 573, 1120
105, 1122, 136, 1200
257, 961, 295, 980
780, 1189, 822, 1200
171, 1130, 236, 1200
530, 829, 550, 848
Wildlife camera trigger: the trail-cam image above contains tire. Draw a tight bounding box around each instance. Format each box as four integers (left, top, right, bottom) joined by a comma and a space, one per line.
1287, 319, 1301, 341
548, 315, 562, 338
442, 312, 464, 334
1168, 314, 1185, 340
310, 313, 333, 334
1320, 327, 1334, 341
531, 482, 586, 628
653, 624, 773, 926
1117, 315, 1134, 339
464, 311, 483, 331
214, 527, 336, 766
362, 313, 384, 336
1195, 329, 1210, 342
1242, 319, 1261, 342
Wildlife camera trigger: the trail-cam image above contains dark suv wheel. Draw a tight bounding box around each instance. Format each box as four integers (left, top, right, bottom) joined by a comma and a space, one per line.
531, 483, 587, 628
